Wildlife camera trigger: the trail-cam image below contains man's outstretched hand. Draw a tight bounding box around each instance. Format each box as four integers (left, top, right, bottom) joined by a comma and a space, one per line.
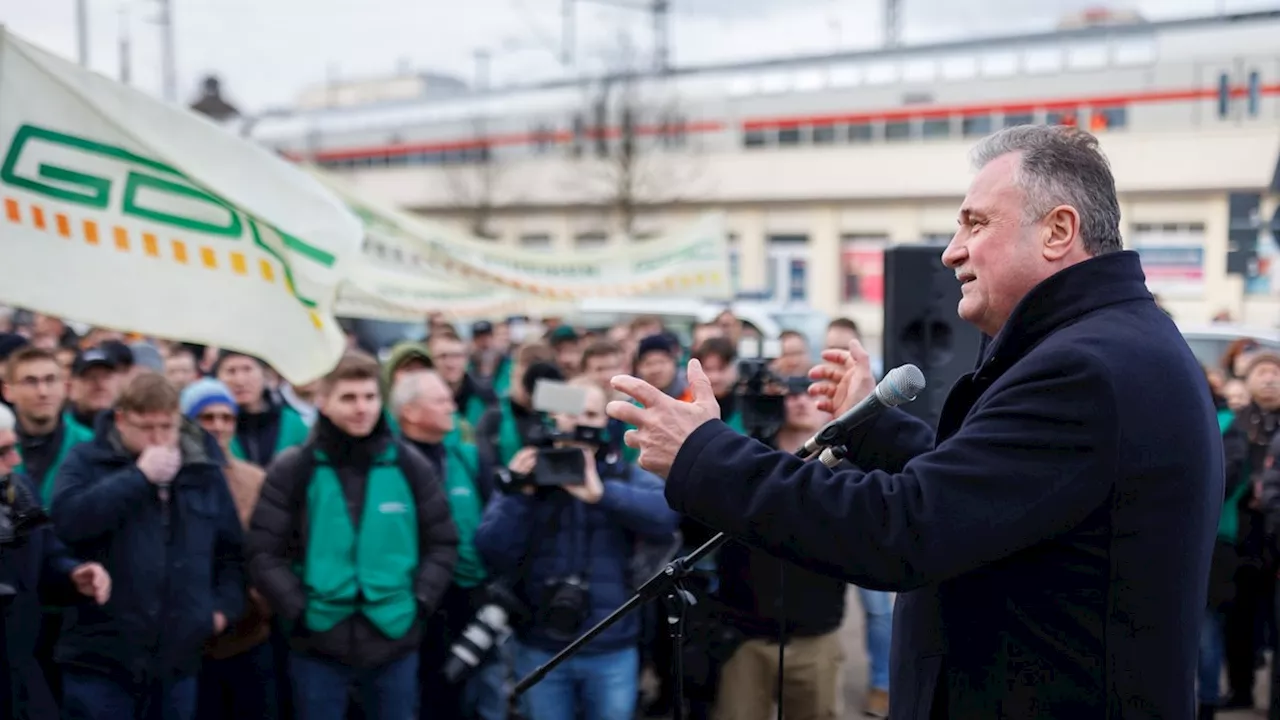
607, 358, 720, 479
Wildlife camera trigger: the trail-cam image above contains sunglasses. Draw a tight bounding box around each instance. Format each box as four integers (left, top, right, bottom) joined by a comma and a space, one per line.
197, 411, 237, 424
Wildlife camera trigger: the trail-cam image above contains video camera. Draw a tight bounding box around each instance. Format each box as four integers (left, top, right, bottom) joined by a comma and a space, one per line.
733, 338, 811, 440
495, 373, 606, 493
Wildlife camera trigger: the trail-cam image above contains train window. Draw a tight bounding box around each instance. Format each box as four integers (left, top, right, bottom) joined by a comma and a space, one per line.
1248, 70, 1261, 117
848, 123, 874, 143
1024, 48, 1062, 74
1046, 110, 1078, 127
743, 129, 768, 148
1090, 106, 1127, 131
940, 56, 978, 80
866, 62, 898, 85
1066, 43, 1107, 70
962, 115, 993, 137
812, 125, 837, 145
922, 118, 951, 139
777, 127, 802, 146
1003, 112, 1034, 128
980, 52, 1018, 77
884, 120, 912, 142
1217, 73, 1230, 119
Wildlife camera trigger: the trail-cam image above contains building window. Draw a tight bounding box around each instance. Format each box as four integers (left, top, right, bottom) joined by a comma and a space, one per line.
884, 120, 912, 142
1004, 112, 1034, 128
962, 115, 993, 137
848, 123, 874, 143
520, 233, 553, 252
767, 235, 809, 302
1218, 72, 1231, 119
840, 234, 887, 303
812, 124, 837, 144
743, 129, 767, 148
922, 118, 951, 139
777, 127, 802, 146
727, 234, 741, 293
1129, 222, 1207, 297
575, 232, 608, 251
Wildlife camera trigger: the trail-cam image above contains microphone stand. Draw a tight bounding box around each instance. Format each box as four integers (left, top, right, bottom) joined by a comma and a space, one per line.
511, 442, 845, 719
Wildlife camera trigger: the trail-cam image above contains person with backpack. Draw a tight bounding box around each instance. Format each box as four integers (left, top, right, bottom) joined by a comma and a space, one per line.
246, 351, 459, 720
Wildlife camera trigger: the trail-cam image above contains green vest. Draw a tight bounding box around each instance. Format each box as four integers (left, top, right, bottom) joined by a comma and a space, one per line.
231, 405, 310, 464
442, 438, 487, 588
1216, 408, 1252, 544
14, 413, 94, 508
495, 399, 524, 467
445, 395, 488, 447
301, 445, 420, 639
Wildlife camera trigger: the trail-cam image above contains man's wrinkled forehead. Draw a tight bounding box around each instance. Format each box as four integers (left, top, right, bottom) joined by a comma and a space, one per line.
960, 154, 1024, 221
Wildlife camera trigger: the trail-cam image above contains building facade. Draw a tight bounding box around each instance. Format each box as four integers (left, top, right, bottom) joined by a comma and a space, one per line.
242, 8, 1280, 347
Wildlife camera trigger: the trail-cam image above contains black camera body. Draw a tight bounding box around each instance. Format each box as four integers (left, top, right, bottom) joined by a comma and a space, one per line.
537, 574, 591, 643
734, 358, 789, 440
443, 581, 533, 684
0, 473, 51, 547
496, 423, 607, 494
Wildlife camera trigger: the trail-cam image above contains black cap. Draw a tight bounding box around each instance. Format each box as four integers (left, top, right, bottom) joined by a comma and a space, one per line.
98, 340, 134, 368
471, 320, 494, 336
0, 333, 29, 362
72, 348, 116, 376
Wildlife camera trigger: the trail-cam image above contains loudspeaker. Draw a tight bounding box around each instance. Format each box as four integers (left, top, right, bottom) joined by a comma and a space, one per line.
882, 244, 983, 427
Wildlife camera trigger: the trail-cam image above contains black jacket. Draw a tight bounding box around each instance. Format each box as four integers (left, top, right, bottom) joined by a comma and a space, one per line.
246, 415, 458, 669
51, 415, 246, 685
1, 473, 83, 720
664, 251, 1221, 719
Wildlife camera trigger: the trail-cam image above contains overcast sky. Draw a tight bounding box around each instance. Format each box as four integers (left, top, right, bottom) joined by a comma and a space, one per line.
1, 0, 1272, 113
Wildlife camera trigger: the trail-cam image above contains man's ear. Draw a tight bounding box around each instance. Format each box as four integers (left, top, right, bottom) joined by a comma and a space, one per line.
1042, 205, 1081, 262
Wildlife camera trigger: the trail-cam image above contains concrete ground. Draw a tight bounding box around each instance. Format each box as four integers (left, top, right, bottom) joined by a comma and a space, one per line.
834, 587, 1269, 719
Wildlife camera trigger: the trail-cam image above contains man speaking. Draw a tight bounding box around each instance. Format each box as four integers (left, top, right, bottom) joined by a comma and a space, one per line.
608, 125, 1221, 719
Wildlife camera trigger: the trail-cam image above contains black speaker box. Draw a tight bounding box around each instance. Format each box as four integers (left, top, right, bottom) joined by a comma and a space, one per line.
882, 244, 983, 427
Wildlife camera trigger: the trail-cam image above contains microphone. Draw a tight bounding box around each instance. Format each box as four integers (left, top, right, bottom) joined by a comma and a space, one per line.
800, 363, 927, 459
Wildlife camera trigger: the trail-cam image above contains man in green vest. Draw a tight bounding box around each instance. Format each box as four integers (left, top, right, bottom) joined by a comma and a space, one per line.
391, 370, 504, 720
1, 344, 96, 703
247, 350, 459, 720
214, 350, 310, 468
427, 332, 497, 446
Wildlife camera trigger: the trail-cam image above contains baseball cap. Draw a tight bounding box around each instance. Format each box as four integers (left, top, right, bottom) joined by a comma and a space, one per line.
471, 320, 494, 336
72, 348, 116, 377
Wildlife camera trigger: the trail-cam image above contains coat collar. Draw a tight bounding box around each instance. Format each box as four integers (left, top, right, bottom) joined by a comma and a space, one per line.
976, 250, 1152, 378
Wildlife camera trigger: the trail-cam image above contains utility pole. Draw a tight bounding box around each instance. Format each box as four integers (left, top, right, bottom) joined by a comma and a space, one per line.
158, 0, 177, 102
652, 0, 669, 73
75, 0, 89, 66
473, 49, 491, 91
884, 0, 901, 48
561, 0, 575, 69
118, 6, 132, 85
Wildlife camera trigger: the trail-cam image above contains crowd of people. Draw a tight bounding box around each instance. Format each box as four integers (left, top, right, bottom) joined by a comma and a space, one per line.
1201, 338, 1280, 719
0, 303, 893, 720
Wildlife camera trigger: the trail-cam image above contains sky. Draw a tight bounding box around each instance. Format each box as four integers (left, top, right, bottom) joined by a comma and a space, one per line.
1, 0, 1273, 113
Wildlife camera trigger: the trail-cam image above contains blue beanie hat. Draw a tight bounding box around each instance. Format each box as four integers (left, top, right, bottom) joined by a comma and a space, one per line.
180, 377, 239, 419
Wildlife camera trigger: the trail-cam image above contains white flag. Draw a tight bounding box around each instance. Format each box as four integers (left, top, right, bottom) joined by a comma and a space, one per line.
0, 27, 362, 383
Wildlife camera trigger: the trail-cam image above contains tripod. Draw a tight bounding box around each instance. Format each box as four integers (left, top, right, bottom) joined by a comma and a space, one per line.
511, 442, 847, 720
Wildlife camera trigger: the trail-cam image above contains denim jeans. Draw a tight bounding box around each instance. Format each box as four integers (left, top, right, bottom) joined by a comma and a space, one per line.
858, 587, 893, 691
290, 651, 418, 720
61, 671, 197, 720
196, 642, 278, 720
1200, 608, 1226, 705
513, 643, 639, 720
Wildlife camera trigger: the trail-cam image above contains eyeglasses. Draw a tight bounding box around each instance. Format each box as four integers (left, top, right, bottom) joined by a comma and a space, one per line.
121, 416, 178, 434
15, 374, 59, 389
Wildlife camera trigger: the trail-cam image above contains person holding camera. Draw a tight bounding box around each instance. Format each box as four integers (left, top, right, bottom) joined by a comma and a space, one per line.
0, 403, 111, 720
475, 376, 679, 720
388, 370, 503, 720
475, 344, 557, 470
246, 352, 459, 720
50, 372, 245, 720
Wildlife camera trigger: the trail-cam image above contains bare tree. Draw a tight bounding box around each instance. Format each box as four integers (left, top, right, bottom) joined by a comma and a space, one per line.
570, 32, 702, 239
442, 116, 505, 239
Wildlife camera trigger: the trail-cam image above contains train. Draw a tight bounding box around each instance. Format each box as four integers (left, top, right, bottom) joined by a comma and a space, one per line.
237, 7, 1280, 170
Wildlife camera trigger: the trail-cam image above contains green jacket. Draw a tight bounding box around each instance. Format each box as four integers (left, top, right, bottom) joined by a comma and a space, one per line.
14, 412, 95, 508
229, 404, 310, 466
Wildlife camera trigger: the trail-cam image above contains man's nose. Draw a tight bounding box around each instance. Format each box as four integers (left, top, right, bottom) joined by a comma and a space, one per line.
941, 237, 966, 269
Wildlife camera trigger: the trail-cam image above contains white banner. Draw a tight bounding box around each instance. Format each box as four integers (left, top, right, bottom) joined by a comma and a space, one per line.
0, 27, 363, 383
307, 166, 734, 308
